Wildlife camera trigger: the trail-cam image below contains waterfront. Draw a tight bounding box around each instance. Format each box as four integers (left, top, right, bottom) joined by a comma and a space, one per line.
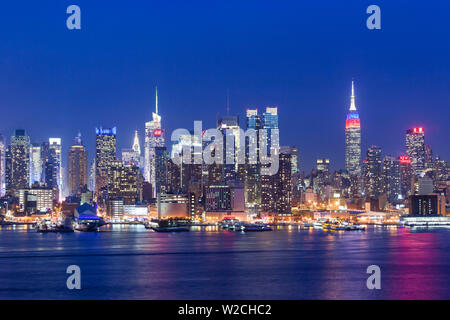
0, 225, 449, 299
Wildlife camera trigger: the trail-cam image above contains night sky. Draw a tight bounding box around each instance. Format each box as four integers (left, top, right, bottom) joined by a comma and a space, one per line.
0, 1, 449, 171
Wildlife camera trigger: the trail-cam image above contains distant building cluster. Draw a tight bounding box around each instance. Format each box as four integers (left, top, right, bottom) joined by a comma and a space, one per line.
0, 82, 449, 220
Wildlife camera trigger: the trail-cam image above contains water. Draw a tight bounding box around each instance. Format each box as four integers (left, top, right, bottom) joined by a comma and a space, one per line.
0, 224, 449, 299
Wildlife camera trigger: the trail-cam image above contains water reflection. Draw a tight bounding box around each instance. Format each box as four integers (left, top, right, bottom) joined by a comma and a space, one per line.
0, 225, 449, 299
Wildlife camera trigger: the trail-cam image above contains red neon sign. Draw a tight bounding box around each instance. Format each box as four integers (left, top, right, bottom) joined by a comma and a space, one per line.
399, 156, 411, 164
345, 119, 360, 129
153, 129, 162, 137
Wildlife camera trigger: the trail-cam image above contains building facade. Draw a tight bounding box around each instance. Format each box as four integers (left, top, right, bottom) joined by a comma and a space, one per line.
95, 127, 117, 196
345, 81, 362, 177
67, 133, 88, 196
406, 127, 425, 176
8, 130, 31, 195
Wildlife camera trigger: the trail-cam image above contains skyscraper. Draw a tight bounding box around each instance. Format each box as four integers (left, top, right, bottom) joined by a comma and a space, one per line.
49, 138, 62, 199
41, 141, 59, 201
262, 106, 279, 156
217, 114, 241, 182
154, 146, 168, 195
245, 108, 262, 208
95, 127, 117, 196
107, 160, 142, 205
0, 134, 5, 196
345, 81, 362, 176
144, 87, 165, 189
382, 156, 401, 204
398, 155, 413, 199
261, 148, 291, 215
122, 130, 142, 167
67, 133, 88, 196
260, 106, 280, 213
9, 130, 31, 195
30, 143, 42, 185
364, 145, 382, 199
406, 127, 425, 176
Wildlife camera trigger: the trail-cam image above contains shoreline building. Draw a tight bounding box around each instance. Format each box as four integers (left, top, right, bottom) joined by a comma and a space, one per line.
144, 87, 165, 194
345, 81, 362, 177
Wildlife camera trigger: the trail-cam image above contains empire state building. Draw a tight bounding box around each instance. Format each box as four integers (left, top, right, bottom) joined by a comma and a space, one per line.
345, 81, 361, 176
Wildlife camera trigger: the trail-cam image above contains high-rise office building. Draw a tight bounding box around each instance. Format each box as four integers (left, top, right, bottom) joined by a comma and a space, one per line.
217, 114, 242, 182
122, 130, 142, 167
261, 148, 292, 215
95, 127, 117, 196
41, 141, 59, 201
406, 127, 425, 176
4, 147, 12, 194
345, 81, 361, 176
49, 138, 62, 199
154, 146, 168, 195
382, 156, 401, 204
30, 143, 42, 185
0, 134, 5, 196
8, 130, 31, 195
364, 145, 382, 199
144, 87, 165, 188
260, 106, 280, 212
107, 160, 142, 205
399, 155, 413, 200
262, 106, 279, 157
316, 158, 330, 173
245, 108, 262, 208
425, 144, 433, 169
67, 133, 88, 196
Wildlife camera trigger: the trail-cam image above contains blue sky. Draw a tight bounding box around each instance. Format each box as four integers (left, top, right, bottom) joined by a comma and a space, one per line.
0, 0, 449, 171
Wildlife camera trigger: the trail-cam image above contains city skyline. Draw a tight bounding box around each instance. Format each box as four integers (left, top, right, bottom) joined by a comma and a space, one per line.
0, 81, 446, 176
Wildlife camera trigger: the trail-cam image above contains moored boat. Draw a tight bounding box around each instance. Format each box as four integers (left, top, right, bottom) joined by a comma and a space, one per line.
149, 219, 190, 232
240, 223, 272, 232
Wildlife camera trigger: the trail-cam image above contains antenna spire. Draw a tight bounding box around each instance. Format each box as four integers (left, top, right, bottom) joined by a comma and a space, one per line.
155, 86, 158, 115
349, 80, 357, 111
226, 89, 230, 115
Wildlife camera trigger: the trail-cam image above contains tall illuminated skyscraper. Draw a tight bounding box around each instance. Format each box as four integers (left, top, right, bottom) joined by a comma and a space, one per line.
30, 143, 42, 185
217, 114, 241, 182
49, 138, 62, 199
9, 130, 31, 195
0, 134, 5, 196
67, 133, 88, 196
345, 81, 361, 176
406, 127, 425, 176
122, 130, 142, 167
245, 108, 262, 208
364, 145, 382, 198
382, 155, 401, 204
144, 87, 165, 191
95, 127, 117, 196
